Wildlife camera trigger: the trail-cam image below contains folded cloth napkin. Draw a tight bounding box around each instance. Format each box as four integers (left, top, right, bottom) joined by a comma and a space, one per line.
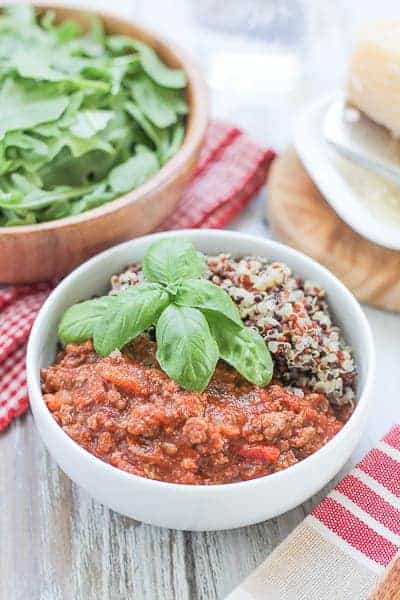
0, 120, 275, 431
228, 425, 400, 600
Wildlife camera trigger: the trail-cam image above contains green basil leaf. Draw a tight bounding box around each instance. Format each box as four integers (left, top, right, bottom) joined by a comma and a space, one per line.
204, 312, 274, 387
175, 279, 242, 326
108, 146, 159, 194
156, 305, 218, 391
93, 283, 169, 356
58, 296, 114, 345
143, 239, 205, 285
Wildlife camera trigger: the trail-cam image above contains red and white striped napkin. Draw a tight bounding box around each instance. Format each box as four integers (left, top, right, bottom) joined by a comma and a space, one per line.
0, 119, 275, 431
228, 425, 400, 600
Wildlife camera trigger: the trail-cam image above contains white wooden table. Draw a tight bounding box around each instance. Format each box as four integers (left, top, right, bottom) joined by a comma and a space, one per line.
1, 1, 399, 598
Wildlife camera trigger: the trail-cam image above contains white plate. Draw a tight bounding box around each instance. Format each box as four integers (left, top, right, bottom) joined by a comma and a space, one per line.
294, 95, 400, 250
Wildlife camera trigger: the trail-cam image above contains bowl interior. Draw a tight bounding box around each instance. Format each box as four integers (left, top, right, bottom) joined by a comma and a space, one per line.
0, 4, 208, 234
30, 230, 373, 416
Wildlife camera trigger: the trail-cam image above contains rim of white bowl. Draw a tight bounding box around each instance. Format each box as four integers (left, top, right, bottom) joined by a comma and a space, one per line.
27, 229, 376, 496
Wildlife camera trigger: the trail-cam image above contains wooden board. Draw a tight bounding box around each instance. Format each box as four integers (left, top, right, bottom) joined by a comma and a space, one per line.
267, 149, 400, 312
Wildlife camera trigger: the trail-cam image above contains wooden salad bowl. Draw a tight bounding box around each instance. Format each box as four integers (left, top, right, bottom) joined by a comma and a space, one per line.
0, 5, 208, 283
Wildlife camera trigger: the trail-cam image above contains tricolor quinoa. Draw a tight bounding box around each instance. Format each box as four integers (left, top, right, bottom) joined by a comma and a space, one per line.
111, 254, 356, 408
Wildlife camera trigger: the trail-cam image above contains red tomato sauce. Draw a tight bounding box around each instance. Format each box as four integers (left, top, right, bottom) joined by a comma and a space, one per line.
41, 335, 352, 485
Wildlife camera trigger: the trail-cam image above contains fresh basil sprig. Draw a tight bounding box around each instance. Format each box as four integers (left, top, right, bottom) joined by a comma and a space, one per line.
58, 238, 274, 391
143, 238, 205, 286
156, 305, 219, 391
93, 283, 169, 357
204, 312, 274, 387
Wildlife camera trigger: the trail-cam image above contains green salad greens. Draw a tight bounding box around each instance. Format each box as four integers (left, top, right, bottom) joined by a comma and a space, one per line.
0, 5, 188, 227
58, 239, 274, 392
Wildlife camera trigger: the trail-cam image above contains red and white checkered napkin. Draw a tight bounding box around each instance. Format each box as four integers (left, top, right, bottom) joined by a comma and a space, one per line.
228, 425, 400, 600
0, 284, 52, 430
0, 120, 275, 432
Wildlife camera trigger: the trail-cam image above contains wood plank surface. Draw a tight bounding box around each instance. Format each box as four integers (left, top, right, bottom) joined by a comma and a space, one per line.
0, 412, 347, 600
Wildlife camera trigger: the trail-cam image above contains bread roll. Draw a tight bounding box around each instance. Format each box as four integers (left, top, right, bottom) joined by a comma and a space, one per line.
347, 23, 400, 136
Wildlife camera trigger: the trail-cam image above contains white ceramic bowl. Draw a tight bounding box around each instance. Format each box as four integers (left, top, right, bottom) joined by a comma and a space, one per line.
27, 230, 375, 531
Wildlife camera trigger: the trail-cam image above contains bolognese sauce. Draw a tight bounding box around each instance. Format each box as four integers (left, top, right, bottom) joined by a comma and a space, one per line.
41, 335, 351, 485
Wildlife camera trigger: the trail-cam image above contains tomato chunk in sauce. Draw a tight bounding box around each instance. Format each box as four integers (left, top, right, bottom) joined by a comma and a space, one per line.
41, 335, 352, 485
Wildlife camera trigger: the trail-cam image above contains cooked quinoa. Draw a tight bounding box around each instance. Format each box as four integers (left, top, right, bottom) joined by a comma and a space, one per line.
110, 254, 356, 407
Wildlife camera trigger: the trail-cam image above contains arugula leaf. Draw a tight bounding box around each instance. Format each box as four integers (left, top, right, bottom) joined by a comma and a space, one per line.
10, 49, 66, 82
61, 133, 114, 158
39, 199, 73, 221
53, 19, 82, 44
156, 305, 218, 391
70, 110, 114, 138
10, 173, 37, 193
5, 132, 48, 157
0, 8, 188, 227
0, 209, 37, 226
0, 191, 23, 208
110, 55, 138, 95
0, 79, 69, 140
132, 40, 187, 89
130, 75, 178, 128
156, 87, 188, 116
4, 5, 36, 25
143, 239, 205, 286
158, 120, 186, 165
14, 185, 94, 210
175, 279, 242, 326
93, 283, 169, 356
204, 312, 274, 387
108, 146, 159, 194
107, 36, 187, 88
125, 100, 168, 150
106, 34, 137, 55
39, 147, 116, 187
69, 183, 114, 215
58, 296, 115, 345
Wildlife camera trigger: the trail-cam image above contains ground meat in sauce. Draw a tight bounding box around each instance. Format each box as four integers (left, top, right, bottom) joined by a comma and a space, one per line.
41, 335, 352, 485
